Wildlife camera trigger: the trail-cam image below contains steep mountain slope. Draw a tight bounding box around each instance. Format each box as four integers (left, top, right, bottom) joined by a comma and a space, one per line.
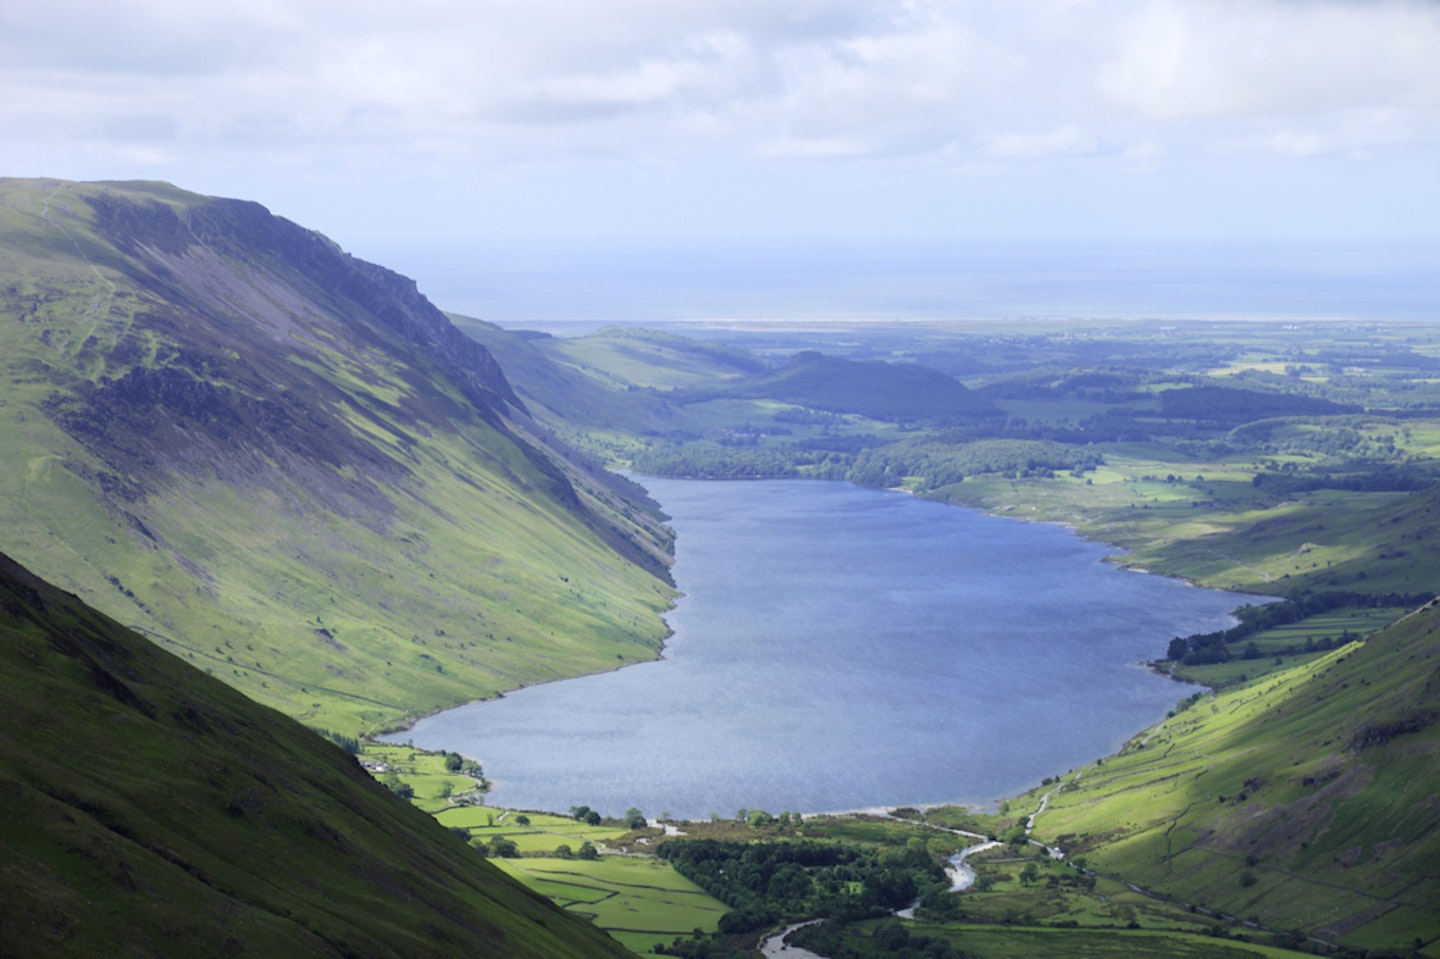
0, 550, 635, 959
452, 317, 689, 437
1036, 600, 1440, 951
537, 324, 767, 392
0, 178, 673, 731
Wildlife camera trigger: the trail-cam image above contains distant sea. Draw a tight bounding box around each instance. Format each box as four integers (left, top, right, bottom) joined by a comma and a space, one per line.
352, 238, 1438, 331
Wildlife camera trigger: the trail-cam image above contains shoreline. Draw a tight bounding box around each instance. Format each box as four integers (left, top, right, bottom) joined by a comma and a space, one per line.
381, 473, 1254, 817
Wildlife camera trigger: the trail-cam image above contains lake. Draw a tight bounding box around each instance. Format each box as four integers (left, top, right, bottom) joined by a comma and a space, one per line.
391, 478, 1259, 820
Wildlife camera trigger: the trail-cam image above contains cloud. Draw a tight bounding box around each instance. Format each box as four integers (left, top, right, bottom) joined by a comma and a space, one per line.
6, 1, 1437, 159
1095, 0, 1440, 121
1, 0, 1435, 241
985, 126, 1101, 160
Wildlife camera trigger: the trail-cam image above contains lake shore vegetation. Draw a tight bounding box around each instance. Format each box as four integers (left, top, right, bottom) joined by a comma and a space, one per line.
403, 318, 1440, 957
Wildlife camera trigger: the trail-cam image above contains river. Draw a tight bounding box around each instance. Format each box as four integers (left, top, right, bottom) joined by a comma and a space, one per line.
389, 478, 1258, 820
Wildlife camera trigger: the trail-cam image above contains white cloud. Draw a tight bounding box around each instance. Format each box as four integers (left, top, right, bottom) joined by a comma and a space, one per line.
985, 126, 1100, 160
0, 0, 1436, 241
1096, 0, 1440, 121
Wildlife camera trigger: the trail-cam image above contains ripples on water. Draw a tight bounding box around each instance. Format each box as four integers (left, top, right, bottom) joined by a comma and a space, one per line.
392, 479, 1261, 819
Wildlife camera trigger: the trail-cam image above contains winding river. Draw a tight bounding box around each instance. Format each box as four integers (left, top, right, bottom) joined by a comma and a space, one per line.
391, 479, 1259, 820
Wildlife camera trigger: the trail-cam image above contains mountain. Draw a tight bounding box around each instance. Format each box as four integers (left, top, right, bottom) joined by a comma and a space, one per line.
453, 322, 997, 455
696, 350, 999, 422
450, 319, 694, 437
0, 178, 675, 732
0, 549, 635, 959
1038, 599, 1440, 949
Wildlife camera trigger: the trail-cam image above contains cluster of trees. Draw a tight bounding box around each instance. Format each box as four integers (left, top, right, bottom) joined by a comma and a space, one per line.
1249, 464, 1433, 495
443, 751, 484, 778
630, 445, 844, 479
569, 804, 603, 826
735, 808, 801, 829
848, 438, 1104, 490
1166, 590, 1432, 665
657, 839, 947, 935
1158, 385, 1356, 425
564, 803, 649, 829
790, 918, 965, 958
310, 727, 360, 755
379, 770, 413, 799
631, 436, 1105, 490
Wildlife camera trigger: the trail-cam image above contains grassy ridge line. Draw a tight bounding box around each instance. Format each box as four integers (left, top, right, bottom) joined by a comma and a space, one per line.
0, 549, 636, 959
1031, 602, 1440, 950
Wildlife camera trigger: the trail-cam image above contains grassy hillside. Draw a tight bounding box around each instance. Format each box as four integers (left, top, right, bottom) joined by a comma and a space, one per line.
537, 325, 766, 392
0, 178, 675, 732
0, 550, 635, 959
453, 317, 1440, 954
1033, 601, 1440, 952
451, 317, 690, 448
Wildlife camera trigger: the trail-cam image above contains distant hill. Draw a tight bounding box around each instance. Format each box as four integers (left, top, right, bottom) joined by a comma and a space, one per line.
690, 350, 999, 422
1158, 385, 1359, 424
0, 178, 674, 731
457, 324, 997, 435
0, 550, 634, 959
452, 317, 691, 434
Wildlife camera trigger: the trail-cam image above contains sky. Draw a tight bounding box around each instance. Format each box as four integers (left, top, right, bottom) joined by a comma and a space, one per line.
3, 0, 1438, 321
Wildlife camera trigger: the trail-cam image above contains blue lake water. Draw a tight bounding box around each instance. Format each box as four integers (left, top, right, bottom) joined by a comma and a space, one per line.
392, 479, 1259, 820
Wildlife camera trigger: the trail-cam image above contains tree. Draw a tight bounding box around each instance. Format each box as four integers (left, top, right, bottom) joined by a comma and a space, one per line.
554, 843, 573, 859
585, 810, 602, 826
444, 752, 463, 773
578, 841, 599, 860
1020, 862, 1040, 886
625, 807, 647, 830
489, 836, 519, 858
381, 772, 414, 800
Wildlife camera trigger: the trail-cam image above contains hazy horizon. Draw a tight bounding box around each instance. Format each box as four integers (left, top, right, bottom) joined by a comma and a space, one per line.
355, 235, 1439, 331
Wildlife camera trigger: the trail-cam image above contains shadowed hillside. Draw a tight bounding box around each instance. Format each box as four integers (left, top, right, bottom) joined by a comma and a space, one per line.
0, 550, 635, 959
0, 177, 675, 731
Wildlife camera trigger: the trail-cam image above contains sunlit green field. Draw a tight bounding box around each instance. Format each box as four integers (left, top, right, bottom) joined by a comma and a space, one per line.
855, 922, 1316, 959
1170, 605, 1409, 687
492, 856, 726, 958
1030, 615, 1440, 952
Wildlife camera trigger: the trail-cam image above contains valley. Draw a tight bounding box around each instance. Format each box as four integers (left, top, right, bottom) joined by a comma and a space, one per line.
444, 316, 1440, 956
2, 177, 1437, 958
